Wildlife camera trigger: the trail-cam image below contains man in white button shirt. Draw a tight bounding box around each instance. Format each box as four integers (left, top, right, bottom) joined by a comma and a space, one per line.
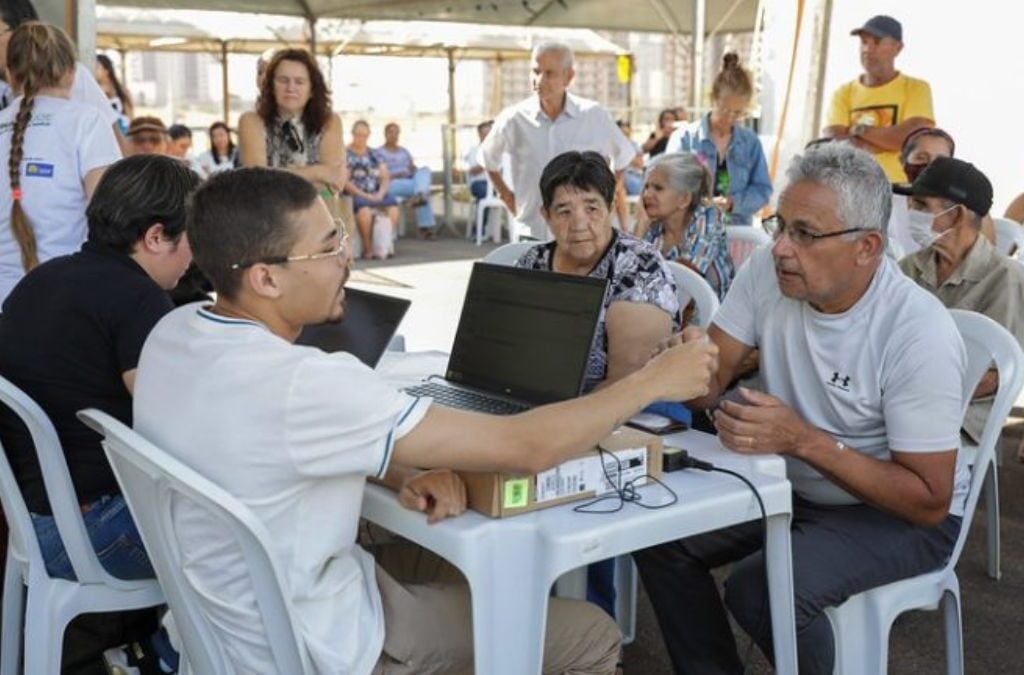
635, 144, 966, 675
480, 41, 636, 240
133, 167, 718, 674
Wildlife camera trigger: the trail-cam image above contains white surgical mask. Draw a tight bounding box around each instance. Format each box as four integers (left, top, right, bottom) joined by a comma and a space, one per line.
906, 204, 957, 249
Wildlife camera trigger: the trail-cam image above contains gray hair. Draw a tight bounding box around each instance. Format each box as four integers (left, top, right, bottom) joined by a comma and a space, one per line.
646, 151, 712, 215
785, 143, 891, 246
531, 41, 574, 70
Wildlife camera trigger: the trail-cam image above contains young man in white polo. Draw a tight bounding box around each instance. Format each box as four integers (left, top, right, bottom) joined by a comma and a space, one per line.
133, 166, 718, 673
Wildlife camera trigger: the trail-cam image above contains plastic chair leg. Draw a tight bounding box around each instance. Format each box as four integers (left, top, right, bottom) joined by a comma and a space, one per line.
941, 590, 964, 675
0, 563, 24, 675
983, 459, 1000, 580
23, 587, 64, 675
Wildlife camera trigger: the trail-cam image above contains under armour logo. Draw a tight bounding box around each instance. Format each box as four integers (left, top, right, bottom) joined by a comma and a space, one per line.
828, 372, 852, 391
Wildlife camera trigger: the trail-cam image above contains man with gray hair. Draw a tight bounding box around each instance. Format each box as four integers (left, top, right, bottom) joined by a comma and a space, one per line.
480, 41, 636, 239
635, 143, 966, 674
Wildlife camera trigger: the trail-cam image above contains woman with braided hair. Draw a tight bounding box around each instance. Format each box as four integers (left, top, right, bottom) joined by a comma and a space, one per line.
0, 21, 120, 304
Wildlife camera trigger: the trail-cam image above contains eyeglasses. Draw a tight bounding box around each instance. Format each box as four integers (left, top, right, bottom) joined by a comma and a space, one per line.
282, 120, 305, 155
762, 215, 867, 247
230, 228, 349, 270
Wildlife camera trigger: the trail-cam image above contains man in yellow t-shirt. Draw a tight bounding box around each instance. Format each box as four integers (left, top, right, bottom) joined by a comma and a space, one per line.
823, 15, 934, 183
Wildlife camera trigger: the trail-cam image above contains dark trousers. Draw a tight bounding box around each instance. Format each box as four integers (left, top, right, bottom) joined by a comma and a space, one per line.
633, 497, 961, 675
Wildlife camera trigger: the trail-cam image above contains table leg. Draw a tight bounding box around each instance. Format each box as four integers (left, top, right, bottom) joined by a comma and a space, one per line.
765, 511, 798, 675
466, 532, 549, 675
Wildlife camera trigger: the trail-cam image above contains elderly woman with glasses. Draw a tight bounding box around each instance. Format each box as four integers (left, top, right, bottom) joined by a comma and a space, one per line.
238, 49, 347, 196
666, 53, 771, 225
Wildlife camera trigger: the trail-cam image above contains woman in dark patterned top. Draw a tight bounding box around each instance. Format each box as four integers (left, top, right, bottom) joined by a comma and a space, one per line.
516, 151, 681, 394
237, 49, 347, 195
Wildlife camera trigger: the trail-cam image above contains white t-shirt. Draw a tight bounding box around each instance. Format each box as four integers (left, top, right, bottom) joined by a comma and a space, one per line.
0, 95, 121, 304
0, 63, 119, 128
713, 247, 969, 515
463, 143, 487, 187
197, 149, 235, 177
480, 92, 636, 239
134, 305, 432, 674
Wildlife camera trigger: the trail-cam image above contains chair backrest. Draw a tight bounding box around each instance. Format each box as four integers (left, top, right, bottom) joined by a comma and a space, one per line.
947, 310, 1024, 569
666, 261, 720, 328
724, 225, 771, 269
77, 409, 310, 675
482, 241, 536, 266
991, 217, 1024, 257
0, 375, 141, 589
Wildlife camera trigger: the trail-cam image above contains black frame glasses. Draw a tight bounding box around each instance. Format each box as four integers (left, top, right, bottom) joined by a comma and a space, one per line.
762, 215, 867, 246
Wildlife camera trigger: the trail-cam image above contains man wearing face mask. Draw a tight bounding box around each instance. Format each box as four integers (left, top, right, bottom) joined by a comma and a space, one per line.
889, 128, 996, 257
898, 157, 1024, 444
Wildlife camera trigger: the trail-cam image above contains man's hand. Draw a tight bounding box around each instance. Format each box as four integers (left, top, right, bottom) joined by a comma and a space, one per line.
714, 387, 813, 455
397, 469, 468, 524
644, 336, 718, 401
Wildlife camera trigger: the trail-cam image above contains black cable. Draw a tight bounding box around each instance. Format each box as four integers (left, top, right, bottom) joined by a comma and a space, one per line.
573, 445, 678, 514
677, 454, 770, 675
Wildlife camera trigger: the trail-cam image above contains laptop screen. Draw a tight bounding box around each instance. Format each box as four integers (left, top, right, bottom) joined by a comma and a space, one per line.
296, 287, 411, 367
445, 263, 608, 404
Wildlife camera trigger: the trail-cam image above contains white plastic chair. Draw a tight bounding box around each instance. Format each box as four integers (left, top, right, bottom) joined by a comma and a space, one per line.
78, 409, 311, 675
824, 310, 1024, 675
481, 241, 536, 266
991, 217, 1024, 257
666, 261, 720, 328
725, 225, 771, 270
0, 378, 163, 675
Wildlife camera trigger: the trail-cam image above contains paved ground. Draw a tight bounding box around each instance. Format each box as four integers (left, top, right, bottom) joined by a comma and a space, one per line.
358, 231, 1024, 674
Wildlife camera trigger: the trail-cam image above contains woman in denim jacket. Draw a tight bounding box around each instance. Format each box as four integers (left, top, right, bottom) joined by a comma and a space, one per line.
667, 53, 772, 225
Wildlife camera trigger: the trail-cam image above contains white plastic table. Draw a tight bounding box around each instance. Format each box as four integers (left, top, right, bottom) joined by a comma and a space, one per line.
361, 428, 797, 675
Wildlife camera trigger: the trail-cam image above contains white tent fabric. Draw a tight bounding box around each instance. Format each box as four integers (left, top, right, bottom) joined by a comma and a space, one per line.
97, 0, 759, 35
96, 7, 628, 58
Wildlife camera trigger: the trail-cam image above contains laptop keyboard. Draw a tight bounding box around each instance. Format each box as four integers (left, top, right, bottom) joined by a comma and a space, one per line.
406, 381, 530, 416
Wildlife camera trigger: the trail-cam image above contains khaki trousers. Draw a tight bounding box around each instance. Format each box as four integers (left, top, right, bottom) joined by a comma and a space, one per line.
368, 537, 621, 675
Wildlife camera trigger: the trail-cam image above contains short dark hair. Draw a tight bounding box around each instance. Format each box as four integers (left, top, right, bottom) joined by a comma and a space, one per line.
539, 151, 616, 210
187, 167, 319, 300
476, 120, 493, 134
168, 124, 192, 141
86, 155, 200, 253
0, 0, 38, 30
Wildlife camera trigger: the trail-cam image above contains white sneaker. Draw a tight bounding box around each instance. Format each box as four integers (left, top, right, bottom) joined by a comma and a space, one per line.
103, 644, 142, 675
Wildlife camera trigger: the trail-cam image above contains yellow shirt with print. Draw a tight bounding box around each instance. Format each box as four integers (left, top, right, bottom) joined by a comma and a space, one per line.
826, 73, 934, 182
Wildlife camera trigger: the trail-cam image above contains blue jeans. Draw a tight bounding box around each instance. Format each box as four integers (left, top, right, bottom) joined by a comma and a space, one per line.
387, 167, 435, 229
624, 171, 644, 197
469, 180, 488, 201
31, 494, 153, 581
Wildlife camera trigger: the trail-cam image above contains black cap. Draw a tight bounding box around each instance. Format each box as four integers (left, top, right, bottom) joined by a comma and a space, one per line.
851, 15, 902, 41
896, 157, 993, 216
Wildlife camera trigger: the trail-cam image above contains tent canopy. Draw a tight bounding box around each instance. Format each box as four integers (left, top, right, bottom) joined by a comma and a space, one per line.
96, 7, 628, 59
97, 0, 759, 35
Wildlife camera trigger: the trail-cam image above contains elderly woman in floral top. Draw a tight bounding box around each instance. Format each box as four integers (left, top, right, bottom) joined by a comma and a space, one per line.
516, 151, 681, 394
637, 151, 735, 301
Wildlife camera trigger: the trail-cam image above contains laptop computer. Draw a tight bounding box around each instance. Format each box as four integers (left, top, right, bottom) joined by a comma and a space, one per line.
405, 262, 608, 415
296, 287, 411, 367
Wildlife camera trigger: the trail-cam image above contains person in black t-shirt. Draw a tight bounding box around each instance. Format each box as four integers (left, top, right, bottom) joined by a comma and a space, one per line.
0, 154, 198, 581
